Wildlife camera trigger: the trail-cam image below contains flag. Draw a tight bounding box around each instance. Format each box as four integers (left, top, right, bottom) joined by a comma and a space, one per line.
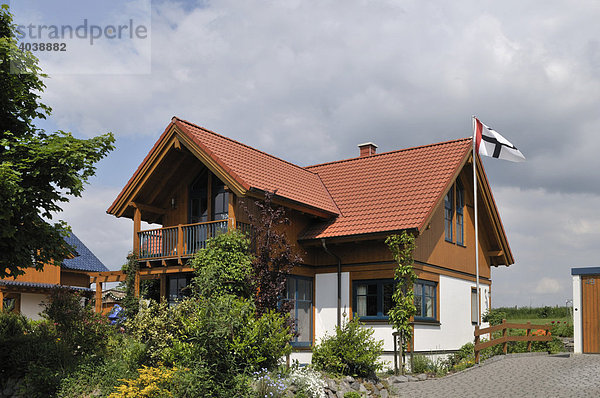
473, 117, 526, 162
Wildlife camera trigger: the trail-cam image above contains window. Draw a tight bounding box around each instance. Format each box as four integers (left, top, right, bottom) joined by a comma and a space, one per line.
414, 280, 437, 321
167, 273, 193, 306
444, 185, 454, 242
284, 276, 313, 346
189, 170, 209, 223
353, 279, 394, 320
456, 180, 464, 246
471, 288, 479, 324
212, 179, 229, 221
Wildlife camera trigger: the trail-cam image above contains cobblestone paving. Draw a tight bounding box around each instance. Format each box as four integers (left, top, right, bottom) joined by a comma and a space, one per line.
391, 354, 600, 398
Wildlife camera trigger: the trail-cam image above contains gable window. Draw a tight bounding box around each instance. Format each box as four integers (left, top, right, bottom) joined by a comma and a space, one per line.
444, 185, 454, 242
189, 170, 209, 223
284, 276, 313, 346
456, 180, 464, 246
352, 279, 394, 320
212, 178, 229, 221
414, 280, 437, 321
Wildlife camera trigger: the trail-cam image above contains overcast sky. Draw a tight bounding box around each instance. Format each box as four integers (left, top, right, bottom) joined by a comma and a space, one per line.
9, 0, 600, 307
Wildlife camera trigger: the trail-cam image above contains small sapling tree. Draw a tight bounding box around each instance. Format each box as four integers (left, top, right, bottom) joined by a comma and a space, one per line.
246, 191, 301, 316
385, 230, 416, 374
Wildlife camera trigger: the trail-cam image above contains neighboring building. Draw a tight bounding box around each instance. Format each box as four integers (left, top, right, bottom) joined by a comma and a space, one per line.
106, 117, 514, 362
571, 267, 600, 354
0, 232, 108, 320
102, 288, 126, 315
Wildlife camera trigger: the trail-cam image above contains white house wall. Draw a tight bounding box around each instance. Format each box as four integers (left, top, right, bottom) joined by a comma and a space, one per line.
314, 272, 487, 353
20, 293, 46, 320
315, 272, 350, 344
573, 275, 582, 354
414, 275, 488, 352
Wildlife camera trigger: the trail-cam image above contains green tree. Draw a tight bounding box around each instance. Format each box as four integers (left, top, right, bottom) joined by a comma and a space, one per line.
0, 5, 115, 277
385, 230, 416, 374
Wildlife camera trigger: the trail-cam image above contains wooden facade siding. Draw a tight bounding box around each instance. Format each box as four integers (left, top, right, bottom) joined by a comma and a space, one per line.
8, 262, 62, 285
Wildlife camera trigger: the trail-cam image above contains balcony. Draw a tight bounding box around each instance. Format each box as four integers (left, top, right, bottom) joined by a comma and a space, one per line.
137, 219, 251, 262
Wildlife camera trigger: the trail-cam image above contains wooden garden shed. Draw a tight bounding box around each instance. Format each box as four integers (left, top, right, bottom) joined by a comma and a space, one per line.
572, 267, 600, 353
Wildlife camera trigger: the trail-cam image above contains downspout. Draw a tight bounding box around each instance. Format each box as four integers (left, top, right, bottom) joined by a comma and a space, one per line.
321, 238, 342, 328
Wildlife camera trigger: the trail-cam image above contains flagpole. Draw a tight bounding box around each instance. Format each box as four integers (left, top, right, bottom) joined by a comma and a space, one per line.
472, 116, 480, 331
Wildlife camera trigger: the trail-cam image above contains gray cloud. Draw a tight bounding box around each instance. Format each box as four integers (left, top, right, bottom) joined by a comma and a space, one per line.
35, 0, 600, 305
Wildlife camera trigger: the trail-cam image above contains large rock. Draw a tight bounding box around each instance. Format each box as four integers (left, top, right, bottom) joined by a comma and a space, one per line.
387, 375, 408, 384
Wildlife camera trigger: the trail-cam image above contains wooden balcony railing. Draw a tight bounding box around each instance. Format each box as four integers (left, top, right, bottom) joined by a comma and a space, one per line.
138, 219, 251, 261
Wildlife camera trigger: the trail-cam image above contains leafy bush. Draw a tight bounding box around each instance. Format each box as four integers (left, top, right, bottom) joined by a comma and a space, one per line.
42, 287, 113, 357
343, 392, 363, 398
0, 311, 29, 338
190, 230, 254, 299
0, 320, 73, 397
482, 309, 507, 326
109, 366, 175, 398
57, 334, 146, 397
287, 367, 326, 398
312, 317, 383, 377
252, 369, 287, 398
169, 296, 292, 373
550, 321, 573, 337
411, 354, 448, 376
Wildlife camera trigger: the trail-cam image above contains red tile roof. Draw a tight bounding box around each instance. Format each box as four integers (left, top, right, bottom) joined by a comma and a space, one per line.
301, 138, 473, 239
173, 118, 340, 216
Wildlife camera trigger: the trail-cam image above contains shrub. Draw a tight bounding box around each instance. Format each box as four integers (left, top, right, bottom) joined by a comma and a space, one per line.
252, 369, 287, 398
482, 309, 507, 326
287, 367, 326, 398
190, 230, 254, 299
411, 354, 448, 376
169, 296, 292, 373
171, 366, 252, 398
343, 392, 363, 398
312, 317, 384, 378
550, 321, 574, 337
57, 334, 146, 397
109, 366, 175, 398
0, 311, 29, 339
42, 287, 113, 357
1, 320, 74, 397
126, 296, 292, 395
411, 355, 431, 374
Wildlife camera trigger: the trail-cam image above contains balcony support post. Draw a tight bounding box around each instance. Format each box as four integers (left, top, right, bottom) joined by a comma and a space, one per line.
133, 206, 141, 256
177, 225, 183, 264
228, 193, 236, 229
95, 281, 102, 313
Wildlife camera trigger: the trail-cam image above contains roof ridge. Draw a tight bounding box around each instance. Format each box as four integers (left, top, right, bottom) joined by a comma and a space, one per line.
305, 137, 472, 169
173, 117, 321, 176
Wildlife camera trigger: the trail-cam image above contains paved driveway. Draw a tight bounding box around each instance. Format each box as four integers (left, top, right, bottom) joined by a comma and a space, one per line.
392, 354, 600, 398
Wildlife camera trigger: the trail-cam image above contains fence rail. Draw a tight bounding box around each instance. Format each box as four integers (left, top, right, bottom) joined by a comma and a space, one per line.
474, 319, 552, 363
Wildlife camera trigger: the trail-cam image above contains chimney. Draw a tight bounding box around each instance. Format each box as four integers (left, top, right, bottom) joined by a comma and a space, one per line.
358, 142, 378, 157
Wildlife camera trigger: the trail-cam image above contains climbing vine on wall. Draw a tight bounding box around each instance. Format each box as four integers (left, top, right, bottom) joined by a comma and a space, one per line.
385, 230, 417, 372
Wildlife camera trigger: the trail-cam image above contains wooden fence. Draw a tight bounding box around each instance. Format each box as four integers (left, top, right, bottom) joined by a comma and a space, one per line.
474, 319, 553, 363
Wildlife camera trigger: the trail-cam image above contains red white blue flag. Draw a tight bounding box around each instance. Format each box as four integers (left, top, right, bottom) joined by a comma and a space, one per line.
473, 117, 526, 162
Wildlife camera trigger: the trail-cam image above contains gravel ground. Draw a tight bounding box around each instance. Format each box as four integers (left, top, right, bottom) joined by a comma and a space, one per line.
391, 353, 600, 398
